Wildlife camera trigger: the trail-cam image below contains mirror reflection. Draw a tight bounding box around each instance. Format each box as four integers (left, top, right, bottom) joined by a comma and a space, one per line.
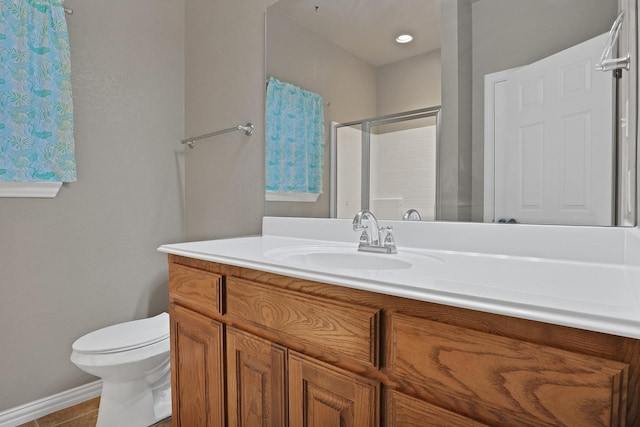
332, 108, 440, 221
265, 0, 632, 226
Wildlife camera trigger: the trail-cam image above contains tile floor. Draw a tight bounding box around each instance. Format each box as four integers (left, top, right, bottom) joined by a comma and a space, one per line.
16, 397, 171, 427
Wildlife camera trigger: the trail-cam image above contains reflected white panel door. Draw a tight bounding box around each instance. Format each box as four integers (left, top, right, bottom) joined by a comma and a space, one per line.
495, 33, 614, 225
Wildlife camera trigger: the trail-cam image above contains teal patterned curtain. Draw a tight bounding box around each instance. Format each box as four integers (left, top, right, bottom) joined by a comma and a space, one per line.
265, 77, 325, 196
0, 0, 76, 182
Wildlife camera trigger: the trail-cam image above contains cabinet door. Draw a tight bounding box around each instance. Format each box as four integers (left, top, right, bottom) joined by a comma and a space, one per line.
385, 389, 489, 427
226, 327, 287, 427
289, 351, 379, 427
170, 303, 225, 427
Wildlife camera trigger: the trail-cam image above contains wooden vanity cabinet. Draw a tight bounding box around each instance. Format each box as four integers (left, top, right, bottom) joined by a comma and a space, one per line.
169, 261, 381, 427
167, 255, 640, 427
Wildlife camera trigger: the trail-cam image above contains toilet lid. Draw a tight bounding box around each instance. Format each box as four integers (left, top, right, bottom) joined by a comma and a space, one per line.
72, 312, 169, 354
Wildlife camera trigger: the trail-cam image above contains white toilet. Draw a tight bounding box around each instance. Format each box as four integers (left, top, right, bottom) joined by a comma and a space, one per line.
70, 312, 172, 427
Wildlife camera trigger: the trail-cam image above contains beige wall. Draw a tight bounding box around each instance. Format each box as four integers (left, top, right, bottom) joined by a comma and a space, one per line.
0, 0, 185, 412
184, 0, 275, 240
376, 49, 442, 117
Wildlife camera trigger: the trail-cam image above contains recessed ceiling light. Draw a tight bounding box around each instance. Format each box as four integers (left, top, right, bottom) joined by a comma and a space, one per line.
395, 34, 413, 44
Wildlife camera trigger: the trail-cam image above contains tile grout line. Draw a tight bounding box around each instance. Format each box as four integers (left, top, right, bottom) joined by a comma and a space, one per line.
52, 408, 99, 427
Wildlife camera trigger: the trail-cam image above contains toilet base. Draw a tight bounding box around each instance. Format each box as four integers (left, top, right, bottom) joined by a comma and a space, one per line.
96, 368, 171, 427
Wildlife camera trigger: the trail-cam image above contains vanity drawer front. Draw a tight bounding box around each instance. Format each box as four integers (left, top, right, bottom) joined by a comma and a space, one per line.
385, 389, 488, 427
226, 277, 380, 368
386, 313, 628, 427
169, 263, 225, 317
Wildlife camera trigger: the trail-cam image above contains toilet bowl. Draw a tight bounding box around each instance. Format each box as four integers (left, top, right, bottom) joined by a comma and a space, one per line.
70, 313, 172, 427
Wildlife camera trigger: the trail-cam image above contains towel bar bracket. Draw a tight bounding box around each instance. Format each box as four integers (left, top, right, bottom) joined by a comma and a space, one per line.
181, 123, 254, 149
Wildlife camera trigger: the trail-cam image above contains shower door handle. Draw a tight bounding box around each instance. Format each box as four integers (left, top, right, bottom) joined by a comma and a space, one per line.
597, 54, 630, 72
596, 11, 631, 72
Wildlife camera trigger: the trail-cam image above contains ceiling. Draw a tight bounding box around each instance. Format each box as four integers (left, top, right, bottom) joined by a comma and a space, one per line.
271, 0, 441, 68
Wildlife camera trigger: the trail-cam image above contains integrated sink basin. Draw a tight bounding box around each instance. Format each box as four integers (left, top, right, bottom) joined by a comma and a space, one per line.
264, 245, 441, 271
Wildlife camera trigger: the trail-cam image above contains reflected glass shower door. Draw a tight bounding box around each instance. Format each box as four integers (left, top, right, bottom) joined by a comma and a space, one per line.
331, 107, 441, 221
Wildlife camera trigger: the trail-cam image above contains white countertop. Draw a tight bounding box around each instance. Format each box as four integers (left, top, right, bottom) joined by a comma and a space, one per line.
159, 217, 640, 339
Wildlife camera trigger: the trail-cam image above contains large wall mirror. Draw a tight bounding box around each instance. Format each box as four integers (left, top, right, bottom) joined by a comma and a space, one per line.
265, 0, 637, 227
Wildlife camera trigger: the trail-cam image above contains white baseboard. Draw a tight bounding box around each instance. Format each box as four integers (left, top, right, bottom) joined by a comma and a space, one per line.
0, 380, 102, 427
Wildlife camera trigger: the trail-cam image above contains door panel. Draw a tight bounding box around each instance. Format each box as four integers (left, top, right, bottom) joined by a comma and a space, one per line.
226, 327, 286, 427
289, 351, 379, 427
170, 304, 225, 427
489, 32, 614, 225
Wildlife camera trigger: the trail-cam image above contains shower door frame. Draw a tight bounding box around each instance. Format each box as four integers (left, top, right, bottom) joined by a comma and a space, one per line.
329, 106, 442, 218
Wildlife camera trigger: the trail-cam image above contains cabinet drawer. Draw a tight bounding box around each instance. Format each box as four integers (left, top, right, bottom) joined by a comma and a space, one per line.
226, 277, 380, 367
385, 389, 488, 427
386, 313, 628, 427
169, 263, 225, 317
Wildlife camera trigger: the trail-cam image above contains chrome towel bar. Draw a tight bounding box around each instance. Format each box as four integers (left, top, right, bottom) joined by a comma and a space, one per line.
181, 123, 254, 149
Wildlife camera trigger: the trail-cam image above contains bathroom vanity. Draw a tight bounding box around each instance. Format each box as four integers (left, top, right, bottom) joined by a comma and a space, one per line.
159, 218, 640, 426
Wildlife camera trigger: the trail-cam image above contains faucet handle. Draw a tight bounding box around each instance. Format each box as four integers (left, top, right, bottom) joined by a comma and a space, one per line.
383, 226, 396, 248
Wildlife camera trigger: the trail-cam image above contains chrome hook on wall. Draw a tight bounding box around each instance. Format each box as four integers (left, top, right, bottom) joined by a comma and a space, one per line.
63, 0, 73, 14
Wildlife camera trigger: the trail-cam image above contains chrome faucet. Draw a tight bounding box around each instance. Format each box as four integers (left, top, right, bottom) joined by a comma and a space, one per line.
352, 210, 397, 254
402, 209, 422, 221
